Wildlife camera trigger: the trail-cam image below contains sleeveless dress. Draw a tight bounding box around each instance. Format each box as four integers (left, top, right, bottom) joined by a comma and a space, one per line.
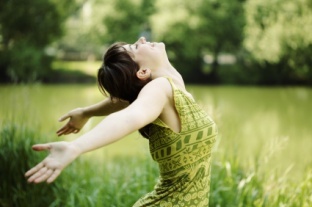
133, 77, 218, 207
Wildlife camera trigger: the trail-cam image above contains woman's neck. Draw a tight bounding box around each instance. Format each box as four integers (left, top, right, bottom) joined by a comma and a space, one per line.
152, 65, 177, 78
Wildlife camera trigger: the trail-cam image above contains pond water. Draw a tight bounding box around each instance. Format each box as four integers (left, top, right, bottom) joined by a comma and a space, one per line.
189, 85, 312, 179
1, 84, 311, 180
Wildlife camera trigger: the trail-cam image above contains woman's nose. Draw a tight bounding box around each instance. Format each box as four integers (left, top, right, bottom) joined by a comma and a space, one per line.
139, 37, 146, 44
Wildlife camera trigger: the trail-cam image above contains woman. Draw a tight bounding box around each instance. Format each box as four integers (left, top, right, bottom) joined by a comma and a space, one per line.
25, 37, 218, 206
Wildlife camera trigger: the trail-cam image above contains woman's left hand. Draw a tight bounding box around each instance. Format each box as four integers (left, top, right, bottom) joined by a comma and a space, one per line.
56, 108, 90, 136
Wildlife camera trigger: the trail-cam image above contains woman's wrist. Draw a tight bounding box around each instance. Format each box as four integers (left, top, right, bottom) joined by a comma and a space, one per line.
69, 140, 85, 157
81, 107, 92, 119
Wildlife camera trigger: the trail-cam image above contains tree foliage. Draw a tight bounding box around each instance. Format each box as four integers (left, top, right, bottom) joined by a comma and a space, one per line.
244, 0, 312, 84
156, 0, 245, 83
1, 0, 311, 84
101, 0, 155, 44
0, 0, 77, 82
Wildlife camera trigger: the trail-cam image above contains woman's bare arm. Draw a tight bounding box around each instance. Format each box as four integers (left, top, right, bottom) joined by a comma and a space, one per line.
82, 98, 129, 117
71, 78, 170, 153
56, 98, 129, 136
26, 78, 171, 183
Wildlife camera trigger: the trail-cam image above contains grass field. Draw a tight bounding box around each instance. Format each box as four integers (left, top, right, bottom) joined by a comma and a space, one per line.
1, 84, 311, 207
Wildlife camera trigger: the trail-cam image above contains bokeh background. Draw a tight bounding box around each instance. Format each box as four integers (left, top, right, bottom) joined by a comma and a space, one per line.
1, 0, 311, 206
1, 0, 311, 85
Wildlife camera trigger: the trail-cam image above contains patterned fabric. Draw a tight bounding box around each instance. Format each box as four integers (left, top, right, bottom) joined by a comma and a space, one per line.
133, 77, 217, 207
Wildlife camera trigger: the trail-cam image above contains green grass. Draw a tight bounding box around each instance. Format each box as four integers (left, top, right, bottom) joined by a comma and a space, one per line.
1, 121, 311, 207
1, 84, 312, 206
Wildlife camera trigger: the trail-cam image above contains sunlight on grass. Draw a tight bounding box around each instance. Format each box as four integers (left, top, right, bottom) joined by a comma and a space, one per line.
52, 61, 102, 76
1, 84, 312, 206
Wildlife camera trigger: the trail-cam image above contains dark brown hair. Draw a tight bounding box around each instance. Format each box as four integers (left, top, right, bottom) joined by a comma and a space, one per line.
97, 42, 151, 103
97, 42, 152, 137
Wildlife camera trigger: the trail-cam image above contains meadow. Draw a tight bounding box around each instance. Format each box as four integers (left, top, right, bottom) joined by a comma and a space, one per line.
1, 83, 311, 207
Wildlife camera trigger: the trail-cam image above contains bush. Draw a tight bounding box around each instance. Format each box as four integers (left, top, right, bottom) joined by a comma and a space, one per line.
0, 122, 66, 206
0, 41, 54, 83
1, 121, 311, 206
0, 121, 158, 207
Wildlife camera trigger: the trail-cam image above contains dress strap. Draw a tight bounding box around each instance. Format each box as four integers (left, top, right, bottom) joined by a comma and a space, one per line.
164, 76, 177, 90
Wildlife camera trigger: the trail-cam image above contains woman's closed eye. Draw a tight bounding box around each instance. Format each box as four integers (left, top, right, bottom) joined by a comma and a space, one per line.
126, 44, 138, 52
131, 44, 136, 50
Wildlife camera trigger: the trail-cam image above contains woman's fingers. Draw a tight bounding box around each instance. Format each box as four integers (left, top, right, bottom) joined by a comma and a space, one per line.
47, 169, 61, 183
25, 162, 44, 180
25, 141, 77, 184
56, 125, 67, 134
26, 156, 49, 181
27, 167, 61, 184
34, 168, 54, 183
63, 127, 77, 135
27, 166, 48, 183
57, 123, 73, 135
56, 114, 71, 135
26, 160, 62, 183
57, 126, 72, 136
25, 144, 52, 182
32, 144, 51, 151
58, 114, 70, 122
57, 127, 69, 136
57, 123, 80, 136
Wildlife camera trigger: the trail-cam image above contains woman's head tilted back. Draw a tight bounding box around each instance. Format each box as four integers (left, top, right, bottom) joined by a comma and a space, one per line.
97, 42, 151, 103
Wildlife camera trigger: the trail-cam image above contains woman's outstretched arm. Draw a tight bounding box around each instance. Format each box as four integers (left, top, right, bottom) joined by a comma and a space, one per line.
25, 78, 171, 184
56, 98, 129, 136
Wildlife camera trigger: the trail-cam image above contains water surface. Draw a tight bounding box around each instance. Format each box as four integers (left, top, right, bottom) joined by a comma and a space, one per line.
1, 84, 311, 180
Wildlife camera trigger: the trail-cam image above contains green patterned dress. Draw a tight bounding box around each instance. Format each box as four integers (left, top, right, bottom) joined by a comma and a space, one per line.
133, 77, 218, 207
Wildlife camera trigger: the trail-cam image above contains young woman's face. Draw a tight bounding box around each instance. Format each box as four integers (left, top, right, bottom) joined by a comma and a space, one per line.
124, 37, 167, 68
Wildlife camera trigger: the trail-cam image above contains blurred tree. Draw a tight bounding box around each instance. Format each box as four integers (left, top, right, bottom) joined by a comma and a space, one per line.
54, 0, 107, 61
101, 0, 155, 44
0, 0, 79, 83
244, 0, 312, 84
196, 0, 245, 83
49, 0, 155, 62
158, 0, 245, 83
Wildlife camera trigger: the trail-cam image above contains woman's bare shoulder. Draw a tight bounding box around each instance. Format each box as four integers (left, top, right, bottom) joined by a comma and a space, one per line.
139, 77, 172, 98
145, 77, 172, 89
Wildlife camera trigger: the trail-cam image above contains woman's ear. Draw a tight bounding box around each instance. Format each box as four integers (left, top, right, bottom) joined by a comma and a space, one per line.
136, 68, 152, 80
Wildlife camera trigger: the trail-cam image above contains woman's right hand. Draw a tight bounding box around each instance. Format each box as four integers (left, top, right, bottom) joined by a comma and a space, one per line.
25, 141, 81, 183
56, 108, 90, 136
